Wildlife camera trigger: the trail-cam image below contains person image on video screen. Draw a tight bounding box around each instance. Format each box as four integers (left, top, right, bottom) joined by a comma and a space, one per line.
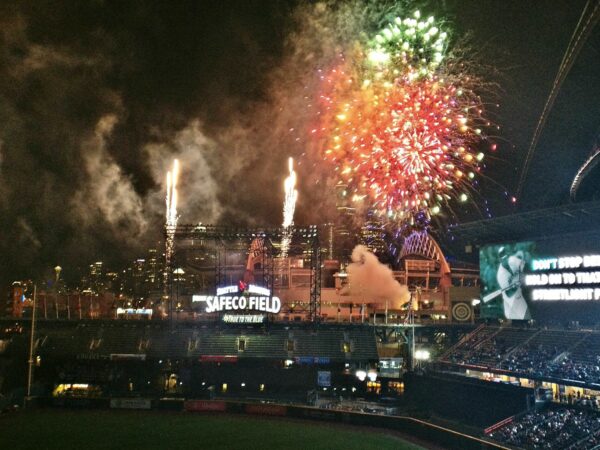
497, 247, 531, 320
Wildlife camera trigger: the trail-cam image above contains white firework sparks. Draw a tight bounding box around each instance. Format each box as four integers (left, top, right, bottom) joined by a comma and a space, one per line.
281, 157, 298, 258
164, 159, 179, 292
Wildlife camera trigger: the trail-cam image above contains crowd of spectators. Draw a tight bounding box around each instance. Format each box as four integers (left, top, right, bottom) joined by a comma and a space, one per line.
443, 327, 600, 386
501, 344, 561, 375
447, 327, 501, 366
545, 357, 600, 385
488, 408, 600, 449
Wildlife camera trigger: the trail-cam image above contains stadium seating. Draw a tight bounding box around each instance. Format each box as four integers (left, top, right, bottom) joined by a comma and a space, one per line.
487, 407, 600, 449
27, 321, 378, 363
441, 325, 600, 387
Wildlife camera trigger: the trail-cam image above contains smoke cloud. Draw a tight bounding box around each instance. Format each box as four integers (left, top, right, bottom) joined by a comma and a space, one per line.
144, 120, 222, 225
73, 114, 148, 239
347, 245, 410, 307
0, 1, 407, 288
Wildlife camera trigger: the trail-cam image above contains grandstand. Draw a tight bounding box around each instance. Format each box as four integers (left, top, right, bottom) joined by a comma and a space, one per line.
27, 321, 378, 363
437, 324, 600, 388
0, 319, 379, 402
486, 407, 600, 449
9, 317, 600, 448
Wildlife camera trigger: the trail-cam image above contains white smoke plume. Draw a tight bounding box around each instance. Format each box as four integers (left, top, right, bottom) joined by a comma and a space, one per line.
16, 217, 41, 249
347, 245, 409, 307
73, 114, 148, 238
144, 120, 222, 225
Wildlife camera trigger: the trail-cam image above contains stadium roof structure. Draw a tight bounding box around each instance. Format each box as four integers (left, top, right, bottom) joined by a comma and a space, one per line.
442, 199, 600, 248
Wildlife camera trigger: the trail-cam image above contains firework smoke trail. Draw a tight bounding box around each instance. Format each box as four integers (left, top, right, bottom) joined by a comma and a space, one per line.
164, 159, 179, 295
281, 157, 298, 258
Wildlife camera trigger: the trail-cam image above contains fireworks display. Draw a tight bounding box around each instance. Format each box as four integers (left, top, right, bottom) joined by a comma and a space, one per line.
165, 159, 180, 282
366, 10, 447, 81
318, 10, 489, 224
281, 157, 298, 258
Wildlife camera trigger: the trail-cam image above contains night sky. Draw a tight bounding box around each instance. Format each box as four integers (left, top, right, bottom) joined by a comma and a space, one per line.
0, 0, 598, 288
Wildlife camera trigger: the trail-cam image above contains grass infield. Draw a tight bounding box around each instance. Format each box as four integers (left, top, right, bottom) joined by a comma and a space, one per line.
0, 409, 425, 450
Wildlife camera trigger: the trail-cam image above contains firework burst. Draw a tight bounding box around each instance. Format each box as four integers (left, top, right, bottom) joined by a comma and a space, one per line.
366, 10, 448, 81
318, 10, 489, 224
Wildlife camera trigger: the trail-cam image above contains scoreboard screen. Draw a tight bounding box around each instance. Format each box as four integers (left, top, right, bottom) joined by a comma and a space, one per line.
480, 238, 600, 323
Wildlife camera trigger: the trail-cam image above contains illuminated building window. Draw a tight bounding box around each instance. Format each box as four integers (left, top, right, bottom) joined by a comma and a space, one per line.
342, 341, 352, 353
367, 381, 381, 394
387, 381, 404, 394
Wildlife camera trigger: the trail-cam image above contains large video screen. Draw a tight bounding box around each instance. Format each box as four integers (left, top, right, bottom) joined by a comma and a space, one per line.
480, 242, 536, 320
480, 239, 600, 323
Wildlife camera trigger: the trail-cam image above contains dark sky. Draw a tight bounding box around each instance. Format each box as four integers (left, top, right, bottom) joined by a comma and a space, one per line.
0, 0, 598, 287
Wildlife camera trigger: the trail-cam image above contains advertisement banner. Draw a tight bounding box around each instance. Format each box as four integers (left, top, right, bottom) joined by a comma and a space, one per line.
317, 371, 332, 387
184, 400, 227, 412
244, 403, 287, 416
109, 398, 152, 410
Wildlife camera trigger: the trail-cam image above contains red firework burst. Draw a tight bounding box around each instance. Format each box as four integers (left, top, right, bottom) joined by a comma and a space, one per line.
318, 60, 487, 221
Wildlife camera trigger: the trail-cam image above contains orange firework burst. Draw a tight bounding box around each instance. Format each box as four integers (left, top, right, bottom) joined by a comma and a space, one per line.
317, 11, 489, 223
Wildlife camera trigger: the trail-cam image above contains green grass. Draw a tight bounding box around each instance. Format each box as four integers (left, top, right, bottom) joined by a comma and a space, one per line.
0, 410, 425, 450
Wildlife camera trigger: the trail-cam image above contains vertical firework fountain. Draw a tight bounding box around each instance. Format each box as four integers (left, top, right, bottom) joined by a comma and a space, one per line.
164, 159, 179, 306
281, 157, 298, 258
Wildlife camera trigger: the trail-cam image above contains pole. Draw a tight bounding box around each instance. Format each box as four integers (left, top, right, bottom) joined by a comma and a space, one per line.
385, 300, 388, 325
26, 284, 37, 406
411, 299, 416, 371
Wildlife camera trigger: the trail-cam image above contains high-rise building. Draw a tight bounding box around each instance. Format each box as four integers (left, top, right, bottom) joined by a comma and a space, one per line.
334, 182, 358, 262
359, 210, 387, 255
86, 261, 105, 294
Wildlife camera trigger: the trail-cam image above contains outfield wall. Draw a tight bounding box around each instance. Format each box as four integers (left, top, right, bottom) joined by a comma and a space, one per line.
404, 372, 534, 428
43, 396, 509, 450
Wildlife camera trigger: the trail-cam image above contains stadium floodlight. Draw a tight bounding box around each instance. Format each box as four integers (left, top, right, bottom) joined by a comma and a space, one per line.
355, 370, 367, 381
415, 349, 431, 361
